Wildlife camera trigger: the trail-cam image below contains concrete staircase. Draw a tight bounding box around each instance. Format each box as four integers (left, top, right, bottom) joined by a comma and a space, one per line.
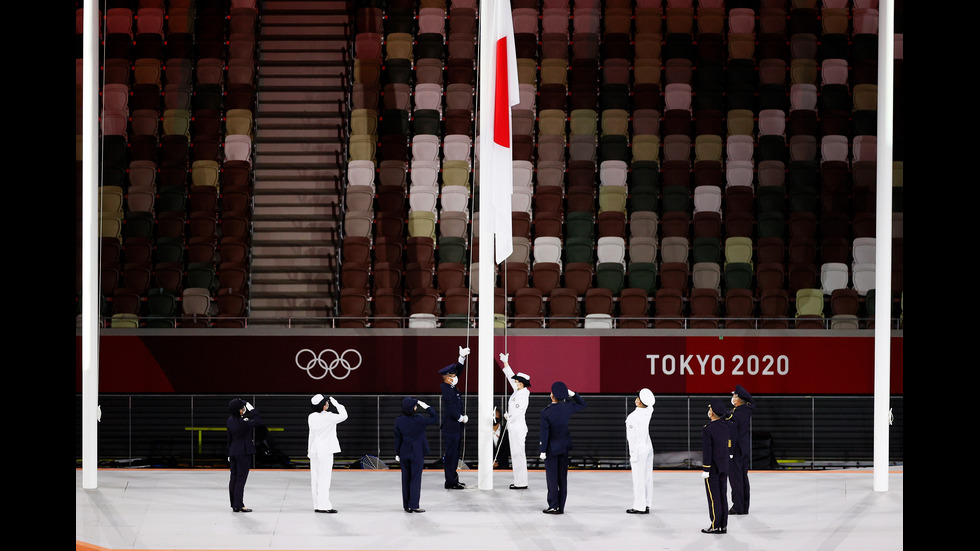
248, 0, 350, 326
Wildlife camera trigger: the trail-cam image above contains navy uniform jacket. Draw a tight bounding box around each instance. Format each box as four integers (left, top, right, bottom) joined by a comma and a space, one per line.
395, 406, 439, 458
728, 402, 755, 459
539, 394, 588, 455
227, 409, 262, 456
440, 368, 464, 435
702, 418, 732, 475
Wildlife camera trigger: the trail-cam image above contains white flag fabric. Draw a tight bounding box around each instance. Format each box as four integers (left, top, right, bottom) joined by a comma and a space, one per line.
479, 0, 519, 265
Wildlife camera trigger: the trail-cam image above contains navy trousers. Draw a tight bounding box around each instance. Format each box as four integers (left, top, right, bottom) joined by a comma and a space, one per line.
730, 454, 750, 513
544, 452, 569, 511
228, 455, 251, 509
443, 431, 461, 486
400, 455, 424, 509
704, 473, 729, 530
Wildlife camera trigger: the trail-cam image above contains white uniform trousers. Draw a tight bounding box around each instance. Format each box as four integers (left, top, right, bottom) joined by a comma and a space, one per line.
310, 452, 335, 510
630, 446, 654, 510
508, 423, 528, 487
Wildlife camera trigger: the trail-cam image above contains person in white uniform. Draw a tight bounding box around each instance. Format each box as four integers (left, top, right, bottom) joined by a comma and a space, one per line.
307, 394, 348, 513
626, 388, 656, 514
498, 353, 531, 489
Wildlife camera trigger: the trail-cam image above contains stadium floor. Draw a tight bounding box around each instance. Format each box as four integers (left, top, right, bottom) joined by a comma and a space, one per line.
77, 466, 903, 551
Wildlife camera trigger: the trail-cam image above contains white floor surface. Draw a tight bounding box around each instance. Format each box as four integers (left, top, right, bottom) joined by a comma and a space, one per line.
77, 466, 903, 551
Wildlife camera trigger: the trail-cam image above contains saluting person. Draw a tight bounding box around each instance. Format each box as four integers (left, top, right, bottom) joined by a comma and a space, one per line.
539, 381, 587, 514
727, 384, 755, 515
498, 353, 531, 489
626, 388, 656, 514
394, 397, 438, 513
439, 346, 470, 489
227, 398, 262, 513
307, 394, 348, 513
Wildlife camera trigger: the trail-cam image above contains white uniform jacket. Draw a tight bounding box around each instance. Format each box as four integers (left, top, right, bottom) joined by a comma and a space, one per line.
501, 365, 529, 429
308, 403, 349, 458
625, 406, 654, 459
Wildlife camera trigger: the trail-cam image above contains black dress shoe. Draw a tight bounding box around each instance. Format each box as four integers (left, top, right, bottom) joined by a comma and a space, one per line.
542, 508, 562, 514
701, 527, 727, 534
315, 509, 338, 513
232, 507, 252, 513
406, 508, 425, 513
445, 482, 466, 489
509, 484, 528, 490
729, 507, 746, 515
626, 508, 649, 514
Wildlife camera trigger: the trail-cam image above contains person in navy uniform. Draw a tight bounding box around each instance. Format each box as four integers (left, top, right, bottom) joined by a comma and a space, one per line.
702, 399, 733, 534
727, 384, 755, 515
394, 397, 438, 513
439, 346, 470, 489
227, 398, 262, 513
539, 381, 587, 514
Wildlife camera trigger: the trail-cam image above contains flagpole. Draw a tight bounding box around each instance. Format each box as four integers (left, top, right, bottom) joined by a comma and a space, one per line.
476, 0, 497, 491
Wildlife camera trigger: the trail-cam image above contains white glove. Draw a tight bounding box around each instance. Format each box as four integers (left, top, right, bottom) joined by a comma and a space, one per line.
702, 471, 710, 479
540, 452, 547, 460
458, 414, 469, 423
417, 400, 430, 410
567, 390, 575, 397
244, 402, 254, 411
329, 396, 339, 407
499, 352, 509, 364
395, 455, 400, 462
459, 346, 471, 357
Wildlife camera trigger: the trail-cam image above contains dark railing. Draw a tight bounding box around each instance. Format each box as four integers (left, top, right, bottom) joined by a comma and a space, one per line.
76, 394, 903, 470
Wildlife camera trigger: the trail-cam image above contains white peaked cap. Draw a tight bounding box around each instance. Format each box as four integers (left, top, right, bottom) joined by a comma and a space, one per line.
639, 388, 655, 407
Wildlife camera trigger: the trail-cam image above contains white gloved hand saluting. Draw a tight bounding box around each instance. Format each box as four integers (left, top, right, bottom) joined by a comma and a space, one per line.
499, 352, 509, 364
244, 402, 254, 411
329, 396, 339, 407
416, 400, 430, 410
567, 390, 575, 397
458, 414, 469, 423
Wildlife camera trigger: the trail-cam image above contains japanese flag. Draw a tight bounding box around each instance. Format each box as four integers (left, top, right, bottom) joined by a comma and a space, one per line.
479, 0, 519, 265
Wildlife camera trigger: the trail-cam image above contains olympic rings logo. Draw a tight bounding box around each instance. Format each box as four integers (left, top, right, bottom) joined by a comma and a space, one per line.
295, 349, 362, 380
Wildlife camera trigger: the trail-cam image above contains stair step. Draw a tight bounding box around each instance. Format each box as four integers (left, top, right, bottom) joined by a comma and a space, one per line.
260, 0, 349, 13
261, 38, 348, 51
260, 51, 347, 64
251, 242, 334, 254
259, 65, 344, 77
254, 153, 343, 166
256, 127, 344, 141
258, 90, 345, 103
261, 14, 349, 25
254, 193, 338, 205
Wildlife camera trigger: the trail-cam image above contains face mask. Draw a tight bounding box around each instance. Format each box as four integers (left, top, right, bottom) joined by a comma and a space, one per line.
450, 376, 458, 386
731, 396, 737, 406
